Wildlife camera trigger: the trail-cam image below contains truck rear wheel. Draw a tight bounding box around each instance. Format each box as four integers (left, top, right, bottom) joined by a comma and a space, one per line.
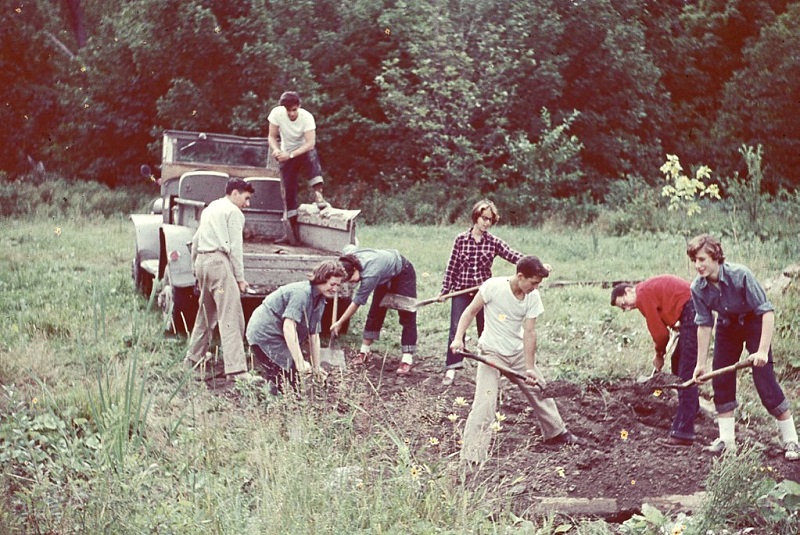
171, 285, 198, 335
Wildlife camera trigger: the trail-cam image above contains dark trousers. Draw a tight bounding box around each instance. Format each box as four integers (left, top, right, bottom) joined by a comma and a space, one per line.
363, 258, 417, 354
445, 291, 484, 368
712, 315, 789, 417
250, 345, 298, 393
279, 149, 323, 218
671, 300, 699, 440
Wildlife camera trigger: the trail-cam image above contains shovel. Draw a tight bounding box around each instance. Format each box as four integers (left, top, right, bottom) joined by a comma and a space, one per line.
380, 286, 480, 312
320, 293, 345, 367
456, 350, 582, 399
636, 328, 680, 383
658, 358, 754, 391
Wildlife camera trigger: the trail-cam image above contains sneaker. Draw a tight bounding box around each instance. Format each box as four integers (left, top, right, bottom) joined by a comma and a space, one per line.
785, 441, 800, 461
704, 438, 733, 454
659, 436, 694, 448
544, 431, 583, 446
442, 370, 456, 386
396, 362, 412, 376
353, 352, 370, 365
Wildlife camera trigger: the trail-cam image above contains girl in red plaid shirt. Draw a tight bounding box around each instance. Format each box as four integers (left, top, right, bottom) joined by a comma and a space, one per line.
439, 200, 525, 385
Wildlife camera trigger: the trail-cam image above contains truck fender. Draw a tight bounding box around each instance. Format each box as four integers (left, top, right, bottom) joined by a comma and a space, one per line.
131, 213, 162, 270
159, 224, 196, 289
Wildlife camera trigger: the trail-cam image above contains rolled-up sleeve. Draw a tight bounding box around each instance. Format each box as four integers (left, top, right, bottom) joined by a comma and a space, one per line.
742, 269, 774, 316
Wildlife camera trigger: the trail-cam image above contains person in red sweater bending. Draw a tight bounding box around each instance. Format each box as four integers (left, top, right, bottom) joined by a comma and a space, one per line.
611, 275, 698, 446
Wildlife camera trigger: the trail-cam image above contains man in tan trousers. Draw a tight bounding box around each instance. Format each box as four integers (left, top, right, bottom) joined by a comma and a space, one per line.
184, 178, 254, 381
450, 256, 581, 465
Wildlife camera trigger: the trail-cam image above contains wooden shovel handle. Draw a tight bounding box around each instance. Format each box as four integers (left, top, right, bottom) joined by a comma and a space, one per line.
671, 358, 754, 389
457, 351, 549, 401
456, 350, 528, 381
415, 286, 482, 308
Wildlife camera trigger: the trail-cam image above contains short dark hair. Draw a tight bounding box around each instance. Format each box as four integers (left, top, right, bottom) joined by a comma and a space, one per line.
279, 91, 301, 108
610, 283, 633, 306
226, 178, 255, 195
471, 199, 499, 224
516, 256, 550, 279
309, 260, 347, 285
338, 254, 363, 281
686, 234, 725, 263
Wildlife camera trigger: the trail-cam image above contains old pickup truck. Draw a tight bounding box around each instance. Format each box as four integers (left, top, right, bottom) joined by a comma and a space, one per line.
130, 130, 359, 334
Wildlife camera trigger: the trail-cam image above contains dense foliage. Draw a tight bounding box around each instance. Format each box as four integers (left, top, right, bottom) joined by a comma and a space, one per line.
4, 0, 799, 220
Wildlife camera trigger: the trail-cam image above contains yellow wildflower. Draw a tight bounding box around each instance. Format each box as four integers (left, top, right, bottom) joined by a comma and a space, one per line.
54, 227, 62, 236
453, 397, 467, 407
653, 389, 662, 397
447, 413, 458, 423
428, 437, 439, 446
555, 467, 566, 478
490, 421, 503, 433
410, 465, 421, 481
620, 430, 629, 441
495, 412, 507, 422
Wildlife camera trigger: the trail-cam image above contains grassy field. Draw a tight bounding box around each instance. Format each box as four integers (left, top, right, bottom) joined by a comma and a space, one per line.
1, 212, 799, 533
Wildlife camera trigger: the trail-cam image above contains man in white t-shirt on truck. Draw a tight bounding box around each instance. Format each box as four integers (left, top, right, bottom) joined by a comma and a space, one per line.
450, 256, 582, 464
268, 91, 327, 244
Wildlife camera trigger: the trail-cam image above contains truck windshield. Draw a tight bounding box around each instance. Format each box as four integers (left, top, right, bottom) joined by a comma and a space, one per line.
166, 132, 270, 168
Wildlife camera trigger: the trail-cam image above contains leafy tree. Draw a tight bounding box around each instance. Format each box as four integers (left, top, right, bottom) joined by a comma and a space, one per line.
549, 0, 670, 192
715, 3, 800, 191
665, 0, 791, 176
0, 2, 64, 176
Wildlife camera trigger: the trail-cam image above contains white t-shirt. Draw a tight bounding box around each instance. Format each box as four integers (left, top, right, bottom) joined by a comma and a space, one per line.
478, 276, 544, 356
267, 106, 316, 152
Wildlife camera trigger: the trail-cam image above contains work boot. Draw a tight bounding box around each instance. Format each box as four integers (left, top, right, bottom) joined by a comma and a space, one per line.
314, 189, 329, 210
276, 216, 300, 245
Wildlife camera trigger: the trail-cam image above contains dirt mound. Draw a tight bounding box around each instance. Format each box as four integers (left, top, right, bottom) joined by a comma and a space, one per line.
322, 351, 800, 519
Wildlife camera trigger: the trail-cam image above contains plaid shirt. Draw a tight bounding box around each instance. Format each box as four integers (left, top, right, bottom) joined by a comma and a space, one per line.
441, 229, 523, 293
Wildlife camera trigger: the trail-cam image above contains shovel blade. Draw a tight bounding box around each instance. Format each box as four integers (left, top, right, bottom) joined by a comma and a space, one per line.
379, 293, 419, 312
320, 349, 345, 368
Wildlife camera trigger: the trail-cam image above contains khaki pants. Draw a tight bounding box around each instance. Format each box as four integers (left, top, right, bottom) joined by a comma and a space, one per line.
185, 252, 247, 375
461, 349, 566, 463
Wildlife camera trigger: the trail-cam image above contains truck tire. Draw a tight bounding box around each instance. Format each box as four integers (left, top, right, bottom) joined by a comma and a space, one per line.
132, 258, 154, 298
171, 285, 199, 335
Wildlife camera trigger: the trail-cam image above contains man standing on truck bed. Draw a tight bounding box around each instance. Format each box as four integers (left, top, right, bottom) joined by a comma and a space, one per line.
268, 91, 327, 245
184, 178, 254, 383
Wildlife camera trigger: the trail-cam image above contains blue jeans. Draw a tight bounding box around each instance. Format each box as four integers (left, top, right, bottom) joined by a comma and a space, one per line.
363, 258, 417, 354
671, 300, 699, 440
279, 149, 323, 217
712, 315, 790, 417
445, 291, 483, 369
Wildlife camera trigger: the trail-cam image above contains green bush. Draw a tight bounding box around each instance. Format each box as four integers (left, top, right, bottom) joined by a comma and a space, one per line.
0, 174, 155, 219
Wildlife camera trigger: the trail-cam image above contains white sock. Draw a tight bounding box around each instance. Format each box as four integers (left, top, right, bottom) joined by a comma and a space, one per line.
445, 369, 456, 379
777, 416, 799, 444
718, 417, 735, 444
359, 344, 371, 354
401, 353, 413, 365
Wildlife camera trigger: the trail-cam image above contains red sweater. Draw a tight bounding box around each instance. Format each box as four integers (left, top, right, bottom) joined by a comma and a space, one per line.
635, 275, 692, 355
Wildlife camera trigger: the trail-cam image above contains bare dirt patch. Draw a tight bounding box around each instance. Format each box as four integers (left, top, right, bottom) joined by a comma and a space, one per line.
319, 349, 800, 520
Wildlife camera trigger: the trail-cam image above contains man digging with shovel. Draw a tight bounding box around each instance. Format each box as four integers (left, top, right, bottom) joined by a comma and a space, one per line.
611, 275, 699, 447
450, 256, 581, 466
